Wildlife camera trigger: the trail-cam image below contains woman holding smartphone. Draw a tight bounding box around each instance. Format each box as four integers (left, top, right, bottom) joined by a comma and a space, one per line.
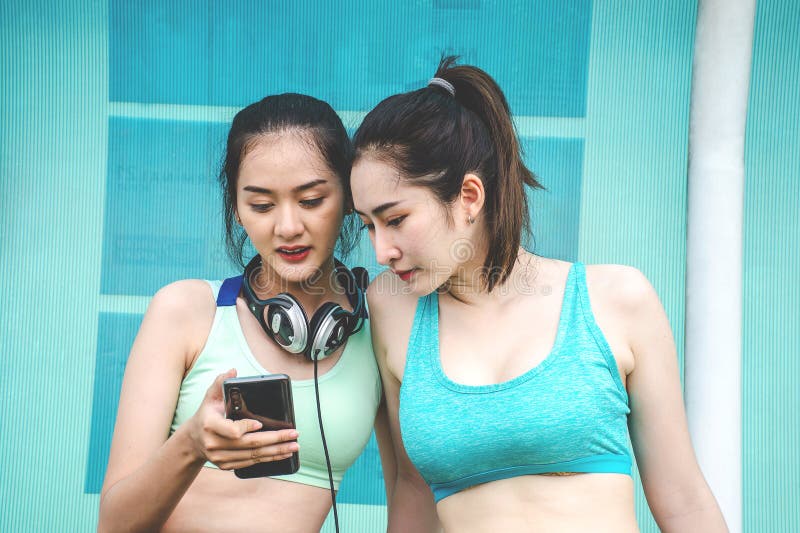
98, 94, 389, 532
350, 57, 727, 532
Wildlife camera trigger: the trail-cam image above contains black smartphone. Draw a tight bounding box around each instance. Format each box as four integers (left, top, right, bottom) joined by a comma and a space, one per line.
222, 374, 299, 478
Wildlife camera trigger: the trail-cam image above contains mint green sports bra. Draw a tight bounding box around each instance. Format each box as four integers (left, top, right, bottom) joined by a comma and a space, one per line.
170, 280, 381, 490
399, 263, 632, 502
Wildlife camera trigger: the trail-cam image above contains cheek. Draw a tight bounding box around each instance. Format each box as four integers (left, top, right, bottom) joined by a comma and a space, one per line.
322, 203, 345, 228
311, 204, 345, 242
409, 219, 444, 251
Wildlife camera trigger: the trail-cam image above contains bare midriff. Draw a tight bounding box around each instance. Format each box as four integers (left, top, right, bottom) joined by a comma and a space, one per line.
161, 467, 333, 533
436, 473, 640, 533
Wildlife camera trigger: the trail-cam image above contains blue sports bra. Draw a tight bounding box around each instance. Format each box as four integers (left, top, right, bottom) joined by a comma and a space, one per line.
399, 262, 632, 502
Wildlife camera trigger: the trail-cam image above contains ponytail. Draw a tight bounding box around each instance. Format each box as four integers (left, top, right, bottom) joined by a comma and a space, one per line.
353, 56, 542, 291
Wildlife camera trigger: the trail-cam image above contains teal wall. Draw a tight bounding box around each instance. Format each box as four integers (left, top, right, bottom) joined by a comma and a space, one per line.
743, 1, 800, 531
3, 1, 796, 532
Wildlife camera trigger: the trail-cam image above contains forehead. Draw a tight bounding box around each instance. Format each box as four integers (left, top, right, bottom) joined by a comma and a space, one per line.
238, 134, 335, 188
351, 157, 433, 212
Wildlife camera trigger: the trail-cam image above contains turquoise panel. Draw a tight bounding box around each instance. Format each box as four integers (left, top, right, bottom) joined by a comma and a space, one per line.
100, 118, 232, 295
523, 137, 584, 261
743, 0, 800, 531
110, 0, 592, 116
338, 434, 387, 505
85, 313, 143, 493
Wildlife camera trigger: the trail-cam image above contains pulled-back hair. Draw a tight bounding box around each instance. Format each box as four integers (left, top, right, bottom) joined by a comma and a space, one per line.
353, 56, 542, 291
220, 93, 356, 268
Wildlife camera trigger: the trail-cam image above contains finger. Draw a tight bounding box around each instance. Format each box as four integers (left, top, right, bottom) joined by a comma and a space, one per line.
221, 453, 295, 472
227, 427, 299, 449
212, 417, 264, 440
210, 440, 298, 469
204, 369, 237, 403
225, 441, 299, 465
252, 440, 299, 461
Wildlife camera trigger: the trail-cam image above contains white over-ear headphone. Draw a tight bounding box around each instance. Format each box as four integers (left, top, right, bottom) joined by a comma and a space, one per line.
241, 255, 368, 361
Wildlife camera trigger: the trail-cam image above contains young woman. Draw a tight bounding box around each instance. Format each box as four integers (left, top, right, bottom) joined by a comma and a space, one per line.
98, 94, 389, 533
351, 57, 727, 533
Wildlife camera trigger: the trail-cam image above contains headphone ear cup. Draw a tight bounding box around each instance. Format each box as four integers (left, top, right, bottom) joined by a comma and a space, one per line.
307, 302, 346, 361
264, 293, 309, 354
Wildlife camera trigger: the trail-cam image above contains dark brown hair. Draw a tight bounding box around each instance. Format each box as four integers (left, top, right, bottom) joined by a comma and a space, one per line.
220, 93, 357, 268
353, 56, 542, 290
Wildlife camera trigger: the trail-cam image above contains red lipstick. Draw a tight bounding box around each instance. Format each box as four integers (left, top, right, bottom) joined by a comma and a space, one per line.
276, 246, 311, 262
395, 269, 416, 282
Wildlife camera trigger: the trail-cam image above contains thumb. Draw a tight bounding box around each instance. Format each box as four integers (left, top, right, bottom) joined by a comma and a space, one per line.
204, 368, 237, 403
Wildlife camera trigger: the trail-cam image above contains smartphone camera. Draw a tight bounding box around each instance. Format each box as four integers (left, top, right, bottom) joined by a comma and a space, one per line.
229, 387, 242, 412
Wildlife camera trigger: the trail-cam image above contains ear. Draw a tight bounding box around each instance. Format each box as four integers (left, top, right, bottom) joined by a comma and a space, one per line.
459, 173, 485, 222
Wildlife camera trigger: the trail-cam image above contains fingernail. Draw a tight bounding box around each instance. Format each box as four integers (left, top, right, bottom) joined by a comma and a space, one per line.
289, 430, 298, 439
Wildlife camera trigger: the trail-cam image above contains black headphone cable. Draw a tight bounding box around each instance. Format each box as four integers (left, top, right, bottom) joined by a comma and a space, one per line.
313, 350, 340, 533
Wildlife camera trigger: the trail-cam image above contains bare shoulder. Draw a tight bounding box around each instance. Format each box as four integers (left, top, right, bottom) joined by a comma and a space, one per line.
143, 279, 217, 353
149, 279, 216, 321
583, 263, 659, 313
584, 264, 673, 367
366, 270, 419, 329
366, 270, 420, 378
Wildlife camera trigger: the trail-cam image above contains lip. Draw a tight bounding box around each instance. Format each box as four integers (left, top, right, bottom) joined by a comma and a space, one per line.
393, 268, 416, 282
276, 246, 311, 262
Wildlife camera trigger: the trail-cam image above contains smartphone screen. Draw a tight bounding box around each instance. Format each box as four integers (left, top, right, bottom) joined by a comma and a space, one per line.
223, 374, 299, 478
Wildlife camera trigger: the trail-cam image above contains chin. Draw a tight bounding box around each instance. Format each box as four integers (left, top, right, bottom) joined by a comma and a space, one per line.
260, 258, 320, 287
403, 275, 444, 297
278, 263, 325, 284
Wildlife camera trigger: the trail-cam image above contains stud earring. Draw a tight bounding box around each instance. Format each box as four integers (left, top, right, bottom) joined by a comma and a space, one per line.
467, 215, 475, 225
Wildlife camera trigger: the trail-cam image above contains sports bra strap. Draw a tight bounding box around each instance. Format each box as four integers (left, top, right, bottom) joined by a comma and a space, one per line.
216, 275, 243, 307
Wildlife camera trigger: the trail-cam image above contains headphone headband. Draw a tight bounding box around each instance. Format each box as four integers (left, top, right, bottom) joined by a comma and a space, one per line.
243, 256, 366, 316
241, 255, 368, 360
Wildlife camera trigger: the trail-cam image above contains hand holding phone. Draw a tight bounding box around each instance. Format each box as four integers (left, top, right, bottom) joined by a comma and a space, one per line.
223, 374, 300, 478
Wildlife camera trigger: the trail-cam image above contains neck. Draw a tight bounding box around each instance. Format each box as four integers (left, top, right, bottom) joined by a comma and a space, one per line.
445, 248, 536, 306
251, 256, 346, 312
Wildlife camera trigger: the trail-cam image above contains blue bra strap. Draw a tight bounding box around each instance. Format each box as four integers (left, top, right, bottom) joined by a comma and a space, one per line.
216, 275, 243, 307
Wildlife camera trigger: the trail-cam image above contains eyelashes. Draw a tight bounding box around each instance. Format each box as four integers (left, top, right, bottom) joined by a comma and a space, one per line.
359, 215, 407, 232
299, 197, 324, 207
386, 215, 407, 227
250, 197, 325, 212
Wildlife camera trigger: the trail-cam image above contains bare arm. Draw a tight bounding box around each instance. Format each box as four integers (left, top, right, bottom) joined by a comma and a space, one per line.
368, 277, 440, 533
618, 268, 727, 532
374, 397, 397, 506
97, 281, 298, 533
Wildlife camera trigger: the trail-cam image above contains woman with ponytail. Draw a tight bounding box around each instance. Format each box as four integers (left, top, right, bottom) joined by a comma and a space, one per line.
351, 57, 726, 532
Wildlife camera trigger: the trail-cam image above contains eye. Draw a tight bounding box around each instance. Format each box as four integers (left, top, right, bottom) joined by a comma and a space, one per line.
300, 197, 324, 208
386, 215, 407, 227
251, 203, 274, 213
359, 221, 374, 232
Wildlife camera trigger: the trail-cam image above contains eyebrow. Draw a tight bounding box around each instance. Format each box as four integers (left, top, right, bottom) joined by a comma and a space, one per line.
354, 201, 401, 217
242, 179, 328, 195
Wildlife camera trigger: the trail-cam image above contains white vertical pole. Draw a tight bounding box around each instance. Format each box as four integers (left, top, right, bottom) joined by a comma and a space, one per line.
686, 1, 755, 532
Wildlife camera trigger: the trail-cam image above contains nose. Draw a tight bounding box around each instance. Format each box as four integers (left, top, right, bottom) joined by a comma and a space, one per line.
373, 230, 401, 266
274, 205, 304, 240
